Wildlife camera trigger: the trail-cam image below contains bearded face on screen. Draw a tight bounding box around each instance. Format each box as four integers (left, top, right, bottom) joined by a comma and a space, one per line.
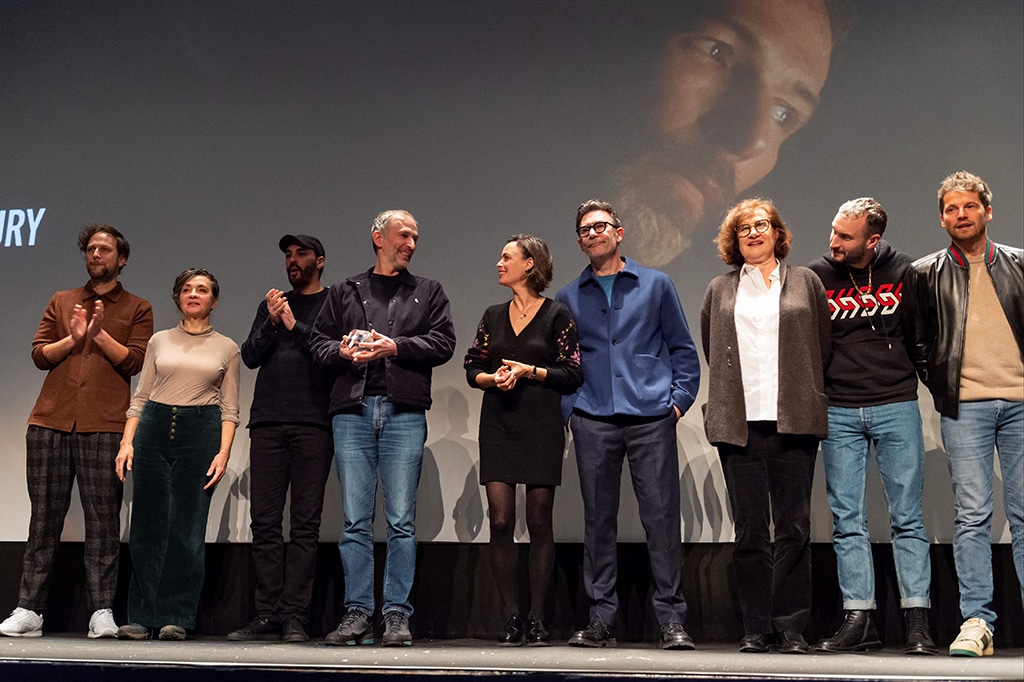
616, 0, 832, 266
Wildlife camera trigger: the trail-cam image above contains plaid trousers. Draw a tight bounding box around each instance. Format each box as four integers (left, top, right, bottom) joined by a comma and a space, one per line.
20, 426, 123, 611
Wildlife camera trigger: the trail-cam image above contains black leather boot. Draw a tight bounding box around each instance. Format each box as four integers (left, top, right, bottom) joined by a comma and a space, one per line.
497, 614, 524, 646
903, 608, 938, 655
815, 610, 883, 653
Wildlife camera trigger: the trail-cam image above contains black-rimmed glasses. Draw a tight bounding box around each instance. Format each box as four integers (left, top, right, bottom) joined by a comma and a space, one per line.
577, 221, 617, 238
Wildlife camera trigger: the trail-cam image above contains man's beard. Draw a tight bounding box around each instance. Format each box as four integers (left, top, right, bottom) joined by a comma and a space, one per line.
612, 141, 735, 267
288, 262, 317, 288
834, 244, 865, 266
87, 262, 118, 284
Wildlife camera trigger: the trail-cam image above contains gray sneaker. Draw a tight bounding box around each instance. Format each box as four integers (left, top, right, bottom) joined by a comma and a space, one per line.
382, 611, 412, 647
325, 610, 373, 646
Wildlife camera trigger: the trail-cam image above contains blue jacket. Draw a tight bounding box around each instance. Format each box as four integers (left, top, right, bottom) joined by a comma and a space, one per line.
555, 257, 700, 421
311, 268, 456, 413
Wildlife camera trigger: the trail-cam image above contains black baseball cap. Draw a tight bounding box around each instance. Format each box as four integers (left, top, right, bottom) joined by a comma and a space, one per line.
279, 234, 325, 257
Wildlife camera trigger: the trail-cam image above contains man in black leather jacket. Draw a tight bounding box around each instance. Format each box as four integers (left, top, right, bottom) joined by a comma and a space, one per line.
903, 171, 1023, 658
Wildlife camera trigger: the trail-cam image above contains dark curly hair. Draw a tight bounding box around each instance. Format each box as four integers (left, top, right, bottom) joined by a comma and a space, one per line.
77, 224, 129, 273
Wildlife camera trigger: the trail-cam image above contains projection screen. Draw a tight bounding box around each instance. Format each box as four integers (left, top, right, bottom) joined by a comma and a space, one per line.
1, 0, 1021, 545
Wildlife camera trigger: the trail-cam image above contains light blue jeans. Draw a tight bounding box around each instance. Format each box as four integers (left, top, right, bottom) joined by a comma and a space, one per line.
332, 397, 426, 617
821, 401, 931, 610
941, 399, 1024, 630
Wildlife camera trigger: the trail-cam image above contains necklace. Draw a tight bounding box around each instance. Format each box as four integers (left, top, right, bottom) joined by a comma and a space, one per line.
846, 261, 872, 296
515, 297, 542, 320
847, 262, 888, 344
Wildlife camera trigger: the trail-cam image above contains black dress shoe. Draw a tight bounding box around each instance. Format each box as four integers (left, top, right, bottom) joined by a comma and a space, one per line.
739, 633, 770, 653
777, 630, 809, 654
815, 610, 882, 653
525, 617, 551, 646
903, 608, 938, 655
497, 614, 524, 646
660, 623, 695, 650
568, 621, 615, 647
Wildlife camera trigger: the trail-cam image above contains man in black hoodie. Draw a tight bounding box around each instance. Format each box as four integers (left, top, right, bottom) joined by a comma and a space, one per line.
807, 198, 937, 655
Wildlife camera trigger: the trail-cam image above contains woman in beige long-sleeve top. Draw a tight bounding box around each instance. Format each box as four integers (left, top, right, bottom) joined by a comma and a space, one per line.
115, 268, 240, 641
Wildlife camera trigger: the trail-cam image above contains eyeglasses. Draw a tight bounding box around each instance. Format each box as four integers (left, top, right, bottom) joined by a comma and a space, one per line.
736, 219, 772, 238
577, 221, 617, 238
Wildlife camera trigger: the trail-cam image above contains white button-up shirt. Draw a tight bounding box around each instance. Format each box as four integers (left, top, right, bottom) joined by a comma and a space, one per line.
735, 261, 780, 421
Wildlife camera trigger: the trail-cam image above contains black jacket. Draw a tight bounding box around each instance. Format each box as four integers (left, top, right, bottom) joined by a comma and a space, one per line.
311, 268, 456, 413
903, 240, 1024, 418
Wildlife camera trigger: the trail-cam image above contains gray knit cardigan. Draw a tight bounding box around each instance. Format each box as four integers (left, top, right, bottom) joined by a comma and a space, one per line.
699, 262, 831, 447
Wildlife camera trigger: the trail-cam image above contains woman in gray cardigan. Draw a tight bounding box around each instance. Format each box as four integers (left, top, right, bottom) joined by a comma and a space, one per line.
700, 198, 830, 655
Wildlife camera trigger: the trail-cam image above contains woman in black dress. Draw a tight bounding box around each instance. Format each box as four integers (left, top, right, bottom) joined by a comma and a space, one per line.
465, 235, 582, 646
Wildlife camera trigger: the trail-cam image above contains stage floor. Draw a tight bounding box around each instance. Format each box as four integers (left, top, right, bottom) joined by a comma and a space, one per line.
2, 636, 1022, 680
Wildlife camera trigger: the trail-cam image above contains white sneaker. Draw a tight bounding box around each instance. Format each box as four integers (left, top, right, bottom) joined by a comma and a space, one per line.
0, 607, 43, 637
88, 608, 118, 639
949, 617, 994, 657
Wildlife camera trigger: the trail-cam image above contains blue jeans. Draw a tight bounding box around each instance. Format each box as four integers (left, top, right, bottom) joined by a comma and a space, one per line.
821, 401, 931, 610
332, 397, 426, 617
941, 399, 1024, 629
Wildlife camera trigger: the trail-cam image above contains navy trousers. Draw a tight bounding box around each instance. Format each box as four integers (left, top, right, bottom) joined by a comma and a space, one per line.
570, 410, 687, 628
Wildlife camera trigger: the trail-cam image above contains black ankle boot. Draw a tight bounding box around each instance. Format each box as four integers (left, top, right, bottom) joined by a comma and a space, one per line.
903, 608, 938, 655
815, 610, 882, 653
497, 614, 524, 646
525, 617, 551, 646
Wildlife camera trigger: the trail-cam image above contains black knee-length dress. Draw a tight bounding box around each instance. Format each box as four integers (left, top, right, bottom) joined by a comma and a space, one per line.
464, 299, 582, 485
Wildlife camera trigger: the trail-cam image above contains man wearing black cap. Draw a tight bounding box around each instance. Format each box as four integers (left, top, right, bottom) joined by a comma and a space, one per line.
228, 234, 334, 643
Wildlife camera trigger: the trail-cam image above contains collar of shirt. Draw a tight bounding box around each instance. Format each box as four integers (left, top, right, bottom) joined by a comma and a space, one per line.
81, 280, 125, 303
739, 260, 780, 291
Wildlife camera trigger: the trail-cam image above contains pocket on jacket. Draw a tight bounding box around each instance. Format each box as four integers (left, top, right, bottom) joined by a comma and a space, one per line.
634, 354, 670, 402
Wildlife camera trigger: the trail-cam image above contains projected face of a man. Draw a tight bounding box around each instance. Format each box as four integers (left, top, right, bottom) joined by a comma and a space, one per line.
616, 0, 832, 266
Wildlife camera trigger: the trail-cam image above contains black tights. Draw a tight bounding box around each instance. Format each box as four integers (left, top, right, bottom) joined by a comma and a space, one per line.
485, 481, 555, 619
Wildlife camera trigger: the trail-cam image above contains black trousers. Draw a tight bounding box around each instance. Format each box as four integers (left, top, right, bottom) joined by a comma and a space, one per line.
249, 423, 333, 620
718, 421, 818, 636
